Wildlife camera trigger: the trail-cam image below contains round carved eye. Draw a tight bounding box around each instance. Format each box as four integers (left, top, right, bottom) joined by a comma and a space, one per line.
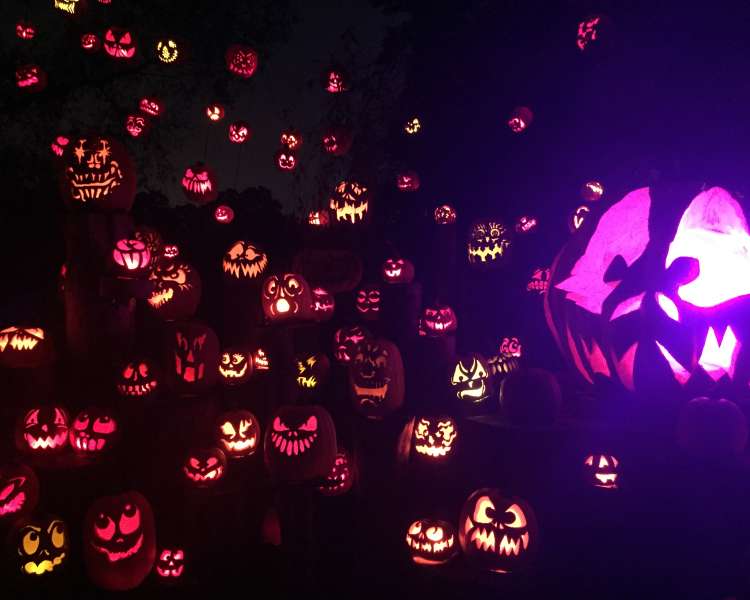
50, 521, 66, 548
264, 278, 278, 298
408, 521, 422, 535
221, 353, 230, 365
95, 515, 116, 541
22, 530, 40, 555
93, 416, 116, 434
74, 414, 90, 430
472, 496, 495, 524
284, 276, 301, 296
489, 227, 500, 238
160, 549, 171, 561
504, 503, 527, 528
119, 504, 141, 535
137, 363, 149, 377
426, 526, 444, 542
174, 550, 184, 560
243, 246, 258, 260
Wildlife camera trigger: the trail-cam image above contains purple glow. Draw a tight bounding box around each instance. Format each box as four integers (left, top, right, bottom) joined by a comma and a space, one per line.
698, 326, 739, 381
656, 293, 680, 322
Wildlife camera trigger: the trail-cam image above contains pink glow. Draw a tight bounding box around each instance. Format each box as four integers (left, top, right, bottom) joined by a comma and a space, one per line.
655, 341, 691, 386
613, 343, 637, 391
580, 338, 610, 377
566, 326, 593, 384
610, 293, 645, 321
665, 187, 750, 308
698, 326, 740, 381
656, 293, 680, 322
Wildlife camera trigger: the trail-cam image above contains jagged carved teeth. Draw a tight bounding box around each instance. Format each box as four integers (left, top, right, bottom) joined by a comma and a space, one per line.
149, 287, 174, 307
270, 432, 317, 456
469, 526, 528, 556
74, 437, 106, 451
222, 258, 267, 279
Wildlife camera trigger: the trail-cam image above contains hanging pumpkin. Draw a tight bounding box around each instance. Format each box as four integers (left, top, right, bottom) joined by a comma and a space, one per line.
155, 548, 185, 580
412, 417, 458, 458
264, 405, 337, 482
468, 221, 511, 265
295, 353, 330, 389
450, 354, 492, 404
261, 273, 314, 323
582, 454, 620, 489
396, 171, 420, 192
81, 33, 101, 52
434, 204, 457, 225
355, 284, 381, 320
333, 325, 369, 364
329, 180, 369, 224
381, 258, 415, 284
316, 450, 355, 496
181, 162, 218, 205
222, 240, 268, 280
228, 121, 251, 144
507, 106, 533, 133
116, 359, 159, 398
205, 104, 225, 122
459, 488, 537, 573
225, 44, 258, 78
349, 338, 405, 419
0, 462, 39, 519
11, 515, 68, 576
218, 347, 253, 385
83, 491, 156, 590
312, 287, 335, 321
405, 519, 457, 566
148, 259, 201, 321
322, 127, 353, 156
138, 97, 163, 117
418, 305, 457, 336
155, 38, 179, 63
15, 64, 47, 92
165, 321, 219, 391
183, 448, 226, 486
125, 114, 149, 138
216, 409, 259, 458
404, 117, 421, 135
0, 326, 53, 368
112, 238, 151, 273
103, 28, 136, 59
280, 129, 302, 150
17, 406, 69, 453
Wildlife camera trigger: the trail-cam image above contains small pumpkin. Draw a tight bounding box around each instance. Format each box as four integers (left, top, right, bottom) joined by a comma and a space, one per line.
405, 519, 457, 566
183, 448, 227, 486
216, 409, 260, 458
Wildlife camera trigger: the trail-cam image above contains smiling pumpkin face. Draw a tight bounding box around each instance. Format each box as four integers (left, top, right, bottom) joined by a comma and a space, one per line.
583, 454, 620, 489
12, 515, 68, 576
468, 221, 512, 265
18, 407, 69, 453
222, 241, 268, 280
218, 347, 253, 385
216, 410, 259, 458
406, 519, 457, 566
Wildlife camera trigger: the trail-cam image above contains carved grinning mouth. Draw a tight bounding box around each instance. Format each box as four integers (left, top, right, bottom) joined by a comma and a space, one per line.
467, 525, 529, 557
24, 553, 66, 574
0, 334, 38, 352
72, 435, 107, 452
222, 255, 268, 279
331, 202, 367, 224
182, 176, 212, 195
415, 444, 452, 457
219, 364, 247, 378
385, 268, 402, 278
406, 535, 455, 559
222, 437, 255, 452
93, 533, 143, 562
117, 381, 157, 397
457, 380, 486, 400
297, 376, 317, 388
353, 381, 388, 406
270, 431, 317, 456
595, 473, 617, 487
54, 0, 76, 13
184, 466, 223, 482
148, 286, 174, 308
469, 243, 507, 262
66, 162, 123, 201
25, 432, 67, 450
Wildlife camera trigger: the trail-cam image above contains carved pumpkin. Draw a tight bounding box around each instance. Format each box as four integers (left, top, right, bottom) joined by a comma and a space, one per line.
275, 150, 297, 171
254, 347, 270, 371
451, 354, 492, 404
53, 0, 80, 14
156, 38, 179, 63
312, 287, 335, 321
63, 136, 135, 212
116, 359, 159, 398
545, 185, 750, 397
316, 450, 355, 496
113, 238, 151, 273
183, 448, 226, 486
295, 353, 330, 389
81, 33, 101, 52
507, 106, 533, 133
155, 547, 185, 580
382, 258, 415, 284
526, 267, 550, 294
404, 117, 421, 135
166, 321, 219, 392
515, 215, 538, 233
434, 204, 456, 225
163, 244, 179, 259
222, 240, 268, 280
83, 491, 156, 590
181, 162, 218, 205
307, 210, 329, 227
468, 221, 511, 265
225, 44, 258, 78
333, 325, 369, 364
0, 463, 39, 519
125, 114, 149, 138
103, 28, 136, 59
261, 273, 314, 323
139, 97, 163, 117
487, 338, 521, 378
329, 180, 369, 224
216, 409, 259, 458
419, 305, 457, 337
264, 405, 337, 482
570, 204, 590, 231
148, 259, 201, 321
0, 326, 52, 368
355, 284, 381, 320
218, 347, 253, 385
577, 15, 607, 51
280, 129, 302, 150
349, 338, 405, 419
11, 515, 68, 576
16, 21, 36, 40
583, 454, 620, 489
228, 121, 251, 143
406, 519, 457, 566
412, 417, 457, 458
51, 135, 69, 157
15, 64, 47, 92
396, 171, 420, 192
206, 104, 225, 121
581, 180, 604, 201
322, 127, 353, 156
676, 396, 748, 457
324, 68, 349, 93
17, 407, 69, 453
459, 488, 537, 573
69, 408, 118, 454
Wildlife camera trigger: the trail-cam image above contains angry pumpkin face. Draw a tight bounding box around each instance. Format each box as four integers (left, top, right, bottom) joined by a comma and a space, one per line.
216, 410, 259, 458
183, 448, 226, 486
222, 241, 268, 280
419, 305, 457, 336
65, 137, 132, 209
0, 326, 51, 368
406, 519, 457, 565
116, 359, 158, 398
451, 354, 491, 403
412, 417, 458, 458
329, 180, 369, 224
148, 260, 201, 321
155, 548, 185, 580
181, 163, 218, 205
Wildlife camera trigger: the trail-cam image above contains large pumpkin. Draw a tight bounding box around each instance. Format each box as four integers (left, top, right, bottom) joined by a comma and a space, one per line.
545, 184, 750, 400
349, 338, 404, 419
164, 321, 219, 393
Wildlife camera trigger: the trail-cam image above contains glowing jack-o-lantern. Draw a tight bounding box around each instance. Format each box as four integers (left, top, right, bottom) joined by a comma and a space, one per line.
261, 273, 314, 323
404, 117, 421, 135
396, 171, 420, 192
181, 163, 218, 205
406, 519, 457, 565
264, 405, 337, 482
488, 337, 521, 378
116, 359, 158, 398
583, 454, 620, 489
222, 240, 268, 280
527, 267, 550, 294
280, 129, 302, 150
312, 287, 335, 321
54, 0, 80, 14
275, 150, 297, 171
577, 15, 606, 51
214, 204, 234, 224
349, 338, 404, 419
254, 347, 270, 371
545, 185, 750, 397
16, 21, 36, 40
139, 97, 163, 117
295, 353, 330, 389
308, 210, 330, 227
451, 354, 492, 404
0, 326, 52, 368
11, 515, 68, 576
103, 28, 136, 59
333, 325, 368, 364
163, 244, 179, 259
156, 38, 179, 63
17, 407, 69, 453
468, 221, 511, 265
148, 260, 201, 321
515, 215, 538, 233
0, 463, 39, 519
419, 305, 457, 337
51, 135, 70, 157
317, 450, 355, 496
183, 448, 226, 486
355, 284, 381, 320
324, 68, 349, 93
216, 410, 259, 458
125, 114, 149, 138
69, 408, 118, 454
330, 180, 369, 224
112, 238, 150, 273
322, 127, 353, 156
228, 121, 251, 143
508, 106, 533, 133
412, 417, 457, 458
155, 548, 184, 580
218, 347, 253, 385
83, 491, 156, 591
167, 321, 219, 391
206, 104, 225, 122
81, 33, 101, 52
225, 44, 258, 78
459, 488, 537, 573
15, 64, 47, 92
434, 204, 457, 225
582, 180, 604, 202
382, 258, 415, 284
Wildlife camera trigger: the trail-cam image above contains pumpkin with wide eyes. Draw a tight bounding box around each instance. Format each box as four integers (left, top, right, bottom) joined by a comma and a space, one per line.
329, 180, 369, 224
349, 338, 405, 419
16, 64, 47, 92
218, 347, 253, 385
316, 450, 355, 496
261, 273, 314, 323
81, 33, 101, 52
63, 136, 135, 212
156, 38, 179, 63
17, 407, 69, 453
396, 171, 420, 192
451, 354, 492, 404
155, 547, 185, 580
54, 0, 80, 14
275, 150, 297, 171
382, 258, 415, 284
125, 115, 149, 138
228, 121, 251, 143
138, 97, 163, 117
507, 106, 533, 133
406, 519, 457, 566
148, 260, 201, 321
216, 410, 259, 458
312, 287, 335, 322
434, 204, 457, 225
83, 491, 156, 590
264, 405, 337, 482
324, 68, 350, 93
181, 162, 218, 205
459, 488, 537, 573
355, 284, 381, 320
468, 221, 511, 265
166, 321, 219, 392
583, 454, 620, 489
69, 408, 118, 454
183, 448, 226, 486
280, 129, 302, 150
0, 463, 39, 519
222, 240, 268, 280
0, 326, 53, 368
163, 244, 179, 259
113, 238, 151, 273
488, 337, 521, 378
333, 325, 369, 364
322, 127, 353, 156
11, 515, 68, 576
419, 305, 457, 336
116, 359, 159, 398
104, 28, 136, 59
412, 417, 458, 458
225, 44, 258, 78
295, 353, 330, 389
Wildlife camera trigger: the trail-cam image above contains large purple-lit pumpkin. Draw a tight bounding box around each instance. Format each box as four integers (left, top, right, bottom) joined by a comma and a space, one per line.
545, 185, 750, 398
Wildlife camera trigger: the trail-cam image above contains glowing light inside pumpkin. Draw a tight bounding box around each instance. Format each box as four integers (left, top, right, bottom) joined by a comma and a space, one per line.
609, 293, 645, 321
656, 293, 680, 322
698, 326, 740, 381
214, 205, 234, 224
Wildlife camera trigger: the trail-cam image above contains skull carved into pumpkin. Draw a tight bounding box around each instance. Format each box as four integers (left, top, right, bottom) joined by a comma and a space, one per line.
148, 260, 201, 321
418, 305, 457, 336
12, 515, 68, 576
222, 241, 268, 280
116, 359, 158, 398
406, 519, 457, 566
155, 548, 184, 580
349, 338, 405, 419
